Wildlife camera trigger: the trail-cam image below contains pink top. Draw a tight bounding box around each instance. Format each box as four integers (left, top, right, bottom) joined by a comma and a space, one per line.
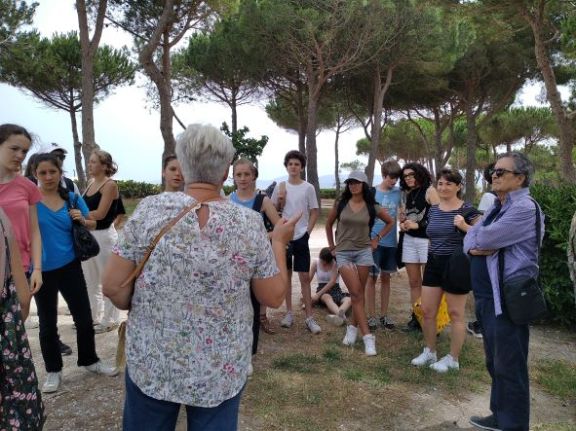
0, 175, 42, 270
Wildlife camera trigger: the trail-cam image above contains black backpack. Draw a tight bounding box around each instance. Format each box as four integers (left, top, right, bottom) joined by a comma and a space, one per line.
252, 193, 275, 232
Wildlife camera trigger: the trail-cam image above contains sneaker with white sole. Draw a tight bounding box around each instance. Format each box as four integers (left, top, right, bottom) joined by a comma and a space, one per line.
380, 315, 395, 329
42, 371, 62, 393
342, 325, 358, 346
467, 321, 483, 339
85, 360, 119, 377
363, 334, 377, 356
280, 312, 293, 328
326, 314, 344, 327
411, 347, 437, 366
305, 317, 321, 334
430, 354, 459, 373
469, 414, 501, 431
367, 316, 378, 330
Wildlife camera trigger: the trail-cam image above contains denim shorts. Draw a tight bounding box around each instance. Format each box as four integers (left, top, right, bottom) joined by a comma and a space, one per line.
335, 248, 374, 269
370, 245, 398, 276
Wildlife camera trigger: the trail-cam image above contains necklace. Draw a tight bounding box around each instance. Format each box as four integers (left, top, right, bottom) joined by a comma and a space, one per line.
408, 187, 424, 207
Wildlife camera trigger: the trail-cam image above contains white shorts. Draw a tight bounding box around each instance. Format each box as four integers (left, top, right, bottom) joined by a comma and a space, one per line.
402, 235, 429, 264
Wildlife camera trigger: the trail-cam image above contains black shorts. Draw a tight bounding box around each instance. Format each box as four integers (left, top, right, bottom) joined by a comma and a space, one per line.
316, 283, 350, 306
422, 254, 470, 295
286, 232, 311, 272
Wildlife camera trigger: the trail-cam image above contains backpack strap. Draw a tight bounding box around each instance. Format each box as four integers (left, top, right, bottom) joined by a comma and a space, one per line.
252, 193, 265, 213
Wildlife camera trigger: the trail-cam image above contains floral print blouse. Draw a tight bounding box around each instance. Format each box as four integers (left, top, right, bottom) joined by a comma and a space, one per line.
116, 192, 278, 407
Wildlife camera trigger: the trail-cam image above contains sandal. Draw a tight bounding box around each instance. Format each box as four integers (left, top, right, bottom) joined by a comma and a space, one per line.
259, 315, 275, 334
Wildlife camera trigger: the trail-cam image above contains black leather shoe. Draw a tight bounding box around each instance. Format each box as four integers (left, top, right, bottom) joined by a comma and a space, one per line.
402, 313, 422, 332
469, 414, 501, 431
59, 341, 73, 356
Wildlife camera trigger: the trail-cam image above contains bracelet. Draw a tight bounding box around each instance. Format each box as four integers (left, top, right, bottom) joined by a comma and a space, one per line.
376, 233, 382, 240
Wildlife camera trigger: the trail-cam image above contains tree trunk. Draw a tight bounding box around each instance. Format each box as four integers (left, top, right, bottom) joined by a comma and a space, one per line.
334, 119, 341, 194
367, 65, 394, 185
231, 88, 238, 135
76, 0, 107, 176
69, 109, 86, 190
305, 78, 321, 206
296, 80, 307, 180
530, 17, 576, 182
432, 108, 445, 178
464, 104, 478, 203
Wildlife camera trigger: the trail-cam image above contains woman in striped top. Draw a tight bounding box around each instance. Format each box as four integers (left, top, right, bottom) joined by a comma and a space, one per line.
410, 168, 481, 373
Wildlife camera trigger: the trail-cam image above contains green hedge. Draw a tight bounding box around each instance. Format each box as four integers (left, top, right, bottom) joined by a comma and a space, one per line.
117, 180, 161, 198
531, 184, 576, 327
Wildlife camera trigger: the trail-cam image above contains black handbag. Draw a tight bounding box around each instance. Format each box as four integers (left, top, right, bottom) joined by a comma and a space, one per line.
498, 199, 548, 325
68, 195, 100, 261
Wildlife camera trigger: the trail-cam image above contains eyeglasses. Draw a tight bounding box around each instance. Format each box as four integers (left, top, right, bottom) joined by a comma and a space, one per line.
403, 173, 415, 179
489, 168, 520, 178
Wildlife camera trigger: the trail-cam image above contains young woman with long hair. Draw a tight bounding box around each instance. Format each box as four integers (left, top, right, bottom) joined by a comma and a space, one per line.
325, 171, 394, 356
34, 153, 118, 393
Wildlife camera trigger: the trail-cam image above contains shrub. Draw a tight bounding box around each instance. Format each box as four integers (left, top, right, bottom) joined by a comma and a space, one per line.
531, 184, 576, 327
117, 180, 161, 198
320, 189, 338, 199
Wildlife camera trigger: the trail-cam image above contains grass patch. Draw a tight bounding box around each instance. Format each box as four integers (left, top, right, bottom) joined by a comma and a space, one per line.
271, 353, 322, 373
322, 347, 342, 363
532, 358, 576, 400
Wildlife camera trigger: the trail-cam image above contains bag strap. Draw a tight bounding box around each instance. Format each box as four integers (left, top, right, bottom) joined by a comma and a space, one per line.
498, 198, 541, 286
252, 193, 265, 213
119, 200, 203, 288
83, 178, 112, 197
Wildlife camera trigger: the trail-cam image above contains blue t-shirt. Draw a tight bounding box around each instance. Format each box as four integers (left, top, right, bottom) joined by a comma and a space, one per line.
370, 186, 401, 247
37, 192, 89, 271
229, 191, 256, 210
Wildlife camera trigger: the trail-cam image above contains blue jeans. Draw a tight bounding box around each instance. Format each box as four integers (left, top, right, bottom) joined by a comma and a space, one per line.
123, 370, 244, 431
475, 297, 530, 431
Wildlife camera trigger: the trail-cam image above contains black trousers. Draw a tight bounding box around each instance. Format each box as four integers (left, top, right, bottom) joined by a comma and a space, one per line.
35, 259, 99, 372
250, 287, 260, 355
476, 297, 530, 431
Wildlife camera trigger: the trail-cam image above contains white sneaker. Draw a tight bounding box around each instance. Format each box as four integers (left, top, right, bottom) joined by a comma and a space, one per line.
247, 362, 254, 377
430, 354, 459, 373
305, 317, 321, 334
42, 371, 62, 393
411, 347, 437, 366
342, 325, 358, 346
85, 360, 119, 377
363, 334, 377, 356
280, 313, 293, 328
325, 314, 344, 327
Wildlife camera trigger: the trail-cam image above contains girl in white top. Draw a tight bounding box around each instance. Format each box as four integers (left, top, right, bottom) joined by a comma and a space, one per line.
309, 247, 351, 326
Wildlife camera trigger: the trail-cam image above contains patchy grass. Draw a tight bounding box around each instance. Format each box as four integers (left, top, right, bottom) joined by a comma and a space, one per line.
241, 311, 491, 430
532, 358, 576, 401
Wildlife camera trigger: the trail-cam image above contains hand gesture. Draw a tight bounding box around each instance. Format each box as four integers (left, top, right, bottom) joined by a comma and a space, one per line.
454, 214, 466, 230
272, 211, 302, 245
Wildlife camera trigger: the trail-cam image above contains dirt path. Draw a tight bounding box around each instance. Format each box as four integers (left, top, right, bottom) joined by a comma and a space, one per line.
26, 225, 576, 430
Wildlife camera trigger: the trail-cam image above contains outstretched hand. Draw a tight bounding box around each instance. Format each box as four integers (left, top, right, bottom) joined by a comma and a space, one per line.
272, 212, 303, 245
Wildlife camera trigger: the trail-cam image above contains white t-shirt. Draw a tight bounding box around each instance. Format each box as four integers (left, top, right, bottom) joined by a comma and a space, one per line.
272, 180, 319, 240
478, 192, 496, 213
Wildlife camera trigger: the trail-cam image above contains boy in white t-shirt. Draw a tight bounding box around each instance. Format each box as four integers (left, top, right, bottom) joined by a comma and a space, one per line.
271, 150, 321, 333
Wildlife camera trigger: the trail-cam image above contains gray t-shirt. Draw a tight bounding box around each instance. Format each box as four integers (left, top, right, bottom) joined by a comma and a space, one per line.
335, 202, 380, 252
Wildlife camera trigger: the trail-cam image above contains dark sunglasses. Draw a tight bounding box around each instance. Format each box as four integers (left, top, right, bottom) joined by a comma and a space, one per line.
489, 168, 520, 178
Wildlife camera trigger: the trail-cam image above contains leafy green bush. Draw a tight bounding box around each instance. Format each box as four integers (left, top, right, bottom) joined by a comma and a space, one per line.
117, 180, 161, 198
531, 184, 576, 327
319, 189, 338, 199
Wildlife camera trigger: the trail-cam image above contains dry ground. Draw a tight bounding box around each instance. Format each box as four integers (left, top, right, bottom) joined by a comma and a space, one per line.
26, 224, 576, 430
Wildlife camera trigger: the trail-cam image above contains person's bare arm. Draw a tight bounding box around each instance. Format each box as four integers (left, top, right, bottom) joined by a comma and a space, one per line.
28, 205, 42, 294
314, 268, 338, 301
9, 236, 31, 320
426, 187, 440, 205
102, 254, 136, 310
325, 205, 338, 252
263, 196, 281, 225
88, 181, 117, 220
307, 207, 319, 234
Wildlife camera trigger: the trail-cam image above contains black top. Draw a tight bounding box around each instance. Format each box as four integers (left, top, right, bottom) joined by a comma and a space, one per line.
83, 190, 120, 230
404, 186, 430, 239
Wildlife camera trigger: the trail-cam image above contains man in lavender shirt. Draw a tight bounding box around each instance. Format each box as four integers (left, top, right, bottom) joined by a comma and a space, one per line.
464, 152, 543, 431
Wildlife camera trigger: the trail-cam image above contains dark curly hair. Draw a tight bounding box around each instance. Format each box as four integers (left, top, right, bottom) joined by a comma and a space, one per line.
283, 150, 306, 169
399, 163, 432, 191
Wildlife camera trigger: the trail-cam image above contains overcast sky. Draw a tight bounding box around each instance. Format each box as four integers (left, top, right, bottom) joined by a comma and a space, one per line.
1, 0, 549, 186
1, 0, 371, 185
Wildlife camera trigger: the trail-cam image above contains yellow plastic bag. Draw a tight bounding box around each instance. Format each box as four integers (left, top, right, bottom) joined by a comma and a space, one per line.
413, 294, 451, 334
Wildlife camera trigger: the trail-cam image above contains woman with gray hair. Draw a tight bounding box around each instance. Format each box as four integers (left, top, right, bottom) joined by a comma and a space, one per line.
102, 124, 297, 431
464, 152, 543, 431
